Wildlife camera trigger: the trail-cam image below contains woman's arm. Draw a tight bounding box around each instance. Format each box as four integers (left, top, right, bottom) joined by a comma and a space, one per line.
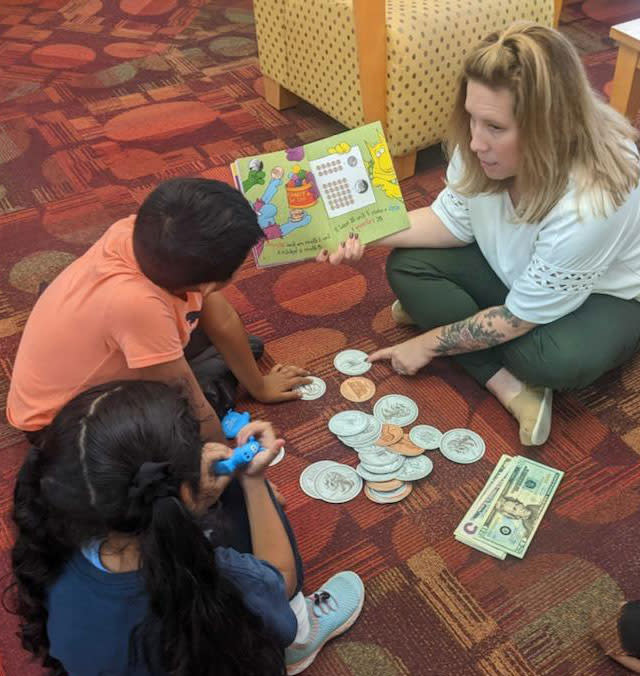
369, 305, 537, 375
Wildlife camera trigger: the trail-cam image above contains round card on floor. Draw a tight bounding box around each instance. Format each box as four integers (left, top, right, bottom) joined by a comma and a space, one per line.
356, 463, 401, 483
361, 455, 404, 475
373, 394, 419, 427
409, 425, 442, 450
354, 444, 388, 455
365, 482, 413, 504
378, 424, 403, 446
366, 478, 404, 492
299, 461, 340, 499
334, 349, 372, 376
328, 410, 368, 436
439, 428, 486, 464
269, 446, 285, 467
357, 447, 399, 467
313, 464, 363, 503
295, 376, 326, 400
340, 376, 376, 402
338, 415, 382, 447
394, 454, 433, 481
388, 434, 424, 457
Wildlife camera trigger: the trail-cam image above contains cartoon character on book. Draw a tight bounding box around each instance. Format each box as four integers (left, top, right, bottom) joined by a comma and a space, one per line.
367, 131, 402, 201
252, 165, 317, 258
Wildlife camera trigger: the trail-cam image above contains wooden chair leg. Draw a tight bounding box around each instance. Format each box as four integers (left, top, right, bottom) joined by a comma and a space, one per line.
609, 45, 640, 120
262, 74, 300, 111
393, 151, 417, 181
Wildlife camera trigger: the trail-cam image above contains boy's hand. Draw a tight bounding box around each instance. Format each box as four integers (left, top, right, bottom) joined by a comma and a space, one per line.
236, 421, 284, 476
316, 232, 365, 264
254, 364, 311, 402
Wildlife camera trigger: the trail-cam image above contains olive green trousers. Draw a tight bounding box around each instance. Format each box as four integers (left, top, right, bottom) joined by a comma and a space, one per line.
386, 244, 640, 390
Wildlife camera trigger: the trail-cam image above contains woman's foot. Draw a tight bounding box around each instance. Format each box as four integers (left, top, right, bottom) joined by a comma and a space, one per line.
486, 369, 553, 446
506, 385, 553, 446
391, 300, 414, 326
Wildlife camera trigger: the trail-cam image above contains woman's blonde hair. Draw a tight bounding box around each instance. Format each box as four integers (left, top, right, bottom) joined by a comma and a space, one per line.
446, 21, 639, 222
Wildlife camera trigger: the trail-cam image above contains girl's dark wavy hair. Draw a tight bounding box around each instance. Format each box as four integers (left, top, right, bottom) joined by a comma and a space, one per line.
7, 380, 285, 676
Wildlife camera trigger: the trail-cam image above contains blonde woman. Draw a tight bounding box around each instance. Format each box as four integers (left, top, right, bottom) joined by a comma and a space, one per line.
319, 22, 640, 446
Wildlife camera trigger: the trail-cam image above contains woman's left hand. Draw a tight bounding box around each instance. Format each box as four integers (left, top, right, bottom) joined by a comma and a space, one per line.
368, 335, 434, 376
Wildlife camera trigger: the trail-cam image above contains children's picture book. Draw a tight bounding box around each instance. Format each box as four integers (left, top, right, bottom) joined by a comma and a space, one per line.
230, 121, 410, 268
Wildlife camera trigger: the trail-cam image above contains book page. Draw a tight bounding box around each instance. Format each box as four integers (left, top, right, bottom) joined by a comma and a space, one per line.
233, 122, 409, 268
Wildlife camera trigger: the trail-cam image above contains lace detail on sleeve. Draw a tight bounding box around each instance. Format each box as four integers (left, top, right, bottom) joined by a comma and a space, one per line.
526, 254, 606, 293
444, 189, 468, 211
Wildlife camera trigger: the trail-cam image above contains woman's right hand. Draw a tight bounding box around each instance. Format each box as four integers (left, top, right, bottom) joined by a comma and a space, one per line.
316, 232, 365, 264
236, 421, 284, 476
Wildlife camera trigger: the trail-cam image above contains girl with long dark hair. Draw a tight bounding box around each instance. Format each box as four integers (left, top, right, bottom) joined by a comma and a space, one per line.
9, 380, 364, 675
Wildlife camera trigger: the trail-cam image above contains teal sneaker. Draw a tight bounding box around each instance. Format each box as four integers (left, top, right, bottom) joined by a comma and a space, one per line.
285, 571, 365, 675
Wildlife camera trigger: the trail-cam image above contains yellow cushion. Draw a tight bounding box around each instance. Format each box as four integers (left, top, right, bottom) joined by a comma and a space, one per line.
386, 0, 554, 156
254, 0, 555, 157
281, 0, 366, 129
253, 0, 289, 87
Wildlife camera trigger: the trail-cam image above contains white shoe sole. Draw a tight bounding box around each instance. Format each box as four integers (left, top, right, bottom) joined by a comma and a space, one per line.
286, 577, 365, 675
527, 387, 553, 446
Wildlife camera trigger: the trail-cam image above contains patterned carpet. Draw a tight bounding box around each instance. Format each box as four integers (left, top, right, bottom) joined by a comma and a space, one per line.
0, 1, 638, 674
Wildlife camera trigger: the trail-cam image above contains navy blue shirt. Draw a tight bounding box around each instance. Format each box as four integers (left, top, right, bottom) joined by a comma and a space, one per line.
46, 547, 297, 676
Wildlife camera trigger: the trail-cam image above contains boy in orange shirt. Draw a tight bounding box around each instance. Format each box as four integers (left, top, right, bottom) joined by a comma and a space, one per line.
7, 178, 310, 443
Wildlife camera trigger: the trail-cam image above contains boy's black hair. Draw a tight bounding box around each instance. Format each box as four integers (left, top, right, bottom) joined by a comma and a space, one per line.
619, 600, 640, 657
133, 178, 264, 289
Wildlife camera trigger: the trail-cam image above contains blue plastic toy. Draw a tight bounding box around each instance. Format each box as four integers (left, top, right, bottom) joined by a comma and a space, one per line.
212, 436, 265, 475
221, 408, 251, 439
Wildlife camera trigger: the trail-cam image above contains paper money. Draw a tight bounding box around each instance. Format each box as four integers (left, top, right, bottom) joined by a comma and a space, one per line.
475, 456, 563, 558
454, 534, 506, 560
454, 455, 513, 559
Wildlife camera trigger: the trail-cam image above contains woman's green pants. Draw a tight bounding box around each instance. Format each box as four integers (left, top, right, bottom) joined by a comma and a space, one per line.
386, 244, 640, 390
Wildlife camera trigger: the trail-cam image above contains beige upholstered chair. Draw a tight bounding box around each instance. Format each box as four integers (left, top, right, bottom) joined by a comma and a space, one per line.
253, 0, 559, 180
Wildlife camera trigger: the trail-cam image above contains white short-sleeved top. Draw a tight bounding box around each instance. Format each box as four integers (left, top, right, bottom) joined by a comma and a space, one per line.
431, 148, 640, 324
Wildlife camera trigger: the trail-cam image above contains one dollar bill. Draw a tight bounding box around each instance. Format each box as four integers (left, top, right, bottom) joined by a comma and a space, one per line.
475, 456, 563, 558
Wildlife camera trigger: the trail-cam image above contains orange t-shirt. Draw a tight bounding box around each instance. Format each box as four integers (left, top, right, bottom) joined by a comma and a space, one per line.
7, 216, 203, 431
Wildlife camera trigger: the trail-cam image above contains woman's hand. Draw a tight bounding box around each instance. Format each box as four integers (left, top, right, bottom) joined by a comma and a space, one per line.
237, 420, 285, 476
316, 232, 365, 264
368, 334, 434, 375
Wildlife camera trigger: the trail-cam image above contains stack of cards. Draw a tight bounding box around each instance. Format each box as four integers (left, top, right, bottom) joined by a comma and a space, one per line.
324, 400, 435, 504
299, 461, 363, 503
454, 455, 563, 559
294, 350, 493, 509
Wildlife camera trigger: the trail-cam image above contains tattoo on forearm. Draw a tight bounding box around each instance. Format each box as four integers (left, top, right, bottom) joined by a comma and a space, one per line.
434, 306, 523, 356
484, 306, 523, 329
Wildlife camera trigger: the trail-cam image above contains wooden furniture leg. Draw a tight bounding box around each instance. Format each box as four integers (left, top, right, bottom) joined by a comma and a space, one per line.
609, 45, 640, 119
554, 0, 563, 27
393, 152, 417, 182
353, 0, 387, 128
262, 75, 300, 111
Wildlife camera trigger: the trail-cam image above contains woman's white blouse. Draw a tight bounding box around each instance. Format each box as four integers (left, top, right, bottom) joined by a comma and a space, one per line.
431, 149, 640, 323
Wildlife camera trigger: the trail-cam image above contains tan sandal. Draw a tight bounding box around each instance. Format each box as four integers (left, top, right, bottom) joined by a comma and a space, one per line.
390, 300, 415, 326
506, 385, 553, 446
